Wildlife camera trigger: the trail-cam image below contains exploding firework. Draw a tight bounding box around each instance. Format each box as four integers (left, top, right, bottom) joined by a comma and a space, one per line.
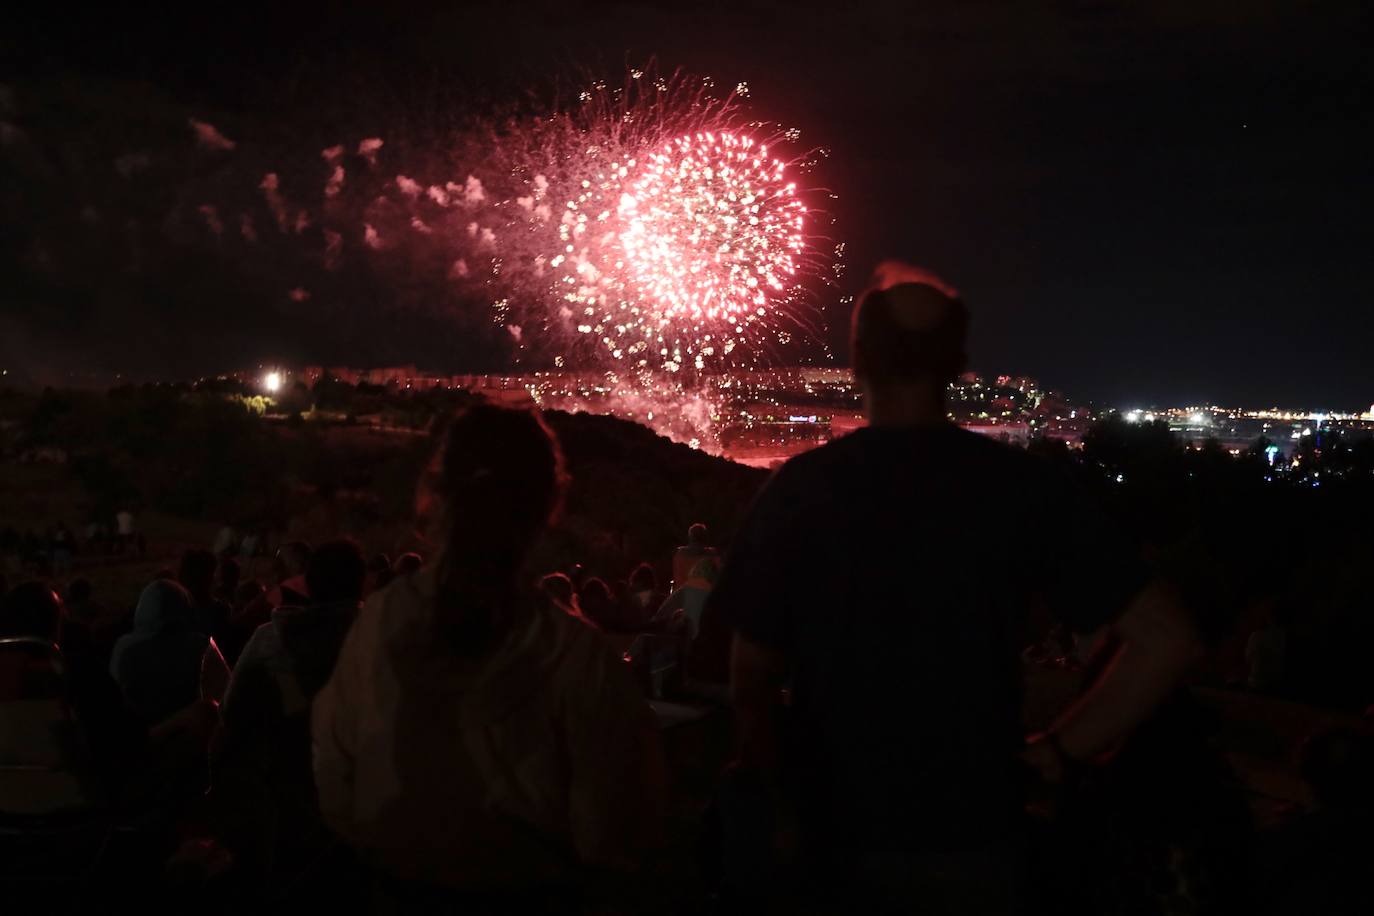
541, 129, 807, 374
456, 68, 833, 378
181, 66, 839, 449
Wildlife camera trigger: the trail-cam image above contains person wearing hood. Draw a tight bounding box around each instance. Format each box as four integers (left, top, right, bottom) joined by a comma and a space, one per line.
312, 403, 667, 906
110, 579, 230, 727
214, 538, 366, 888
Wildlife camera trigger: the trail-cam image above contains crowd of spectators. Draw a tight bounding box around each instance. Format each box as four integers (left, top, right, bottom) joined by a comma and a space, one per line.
0, 510, 147, 578
2, 263, 1373, 913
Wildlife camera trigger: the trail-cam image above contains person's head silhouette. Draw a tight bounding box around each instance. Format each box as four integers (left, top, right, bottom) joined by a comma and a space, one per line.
852, 261, 966, 426
428, 403, 566, 653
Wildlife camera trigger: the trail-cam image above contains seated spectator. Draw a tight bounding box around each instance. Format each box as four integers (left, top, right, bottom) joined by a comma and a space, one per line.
51, 521, 74, 576
540, 572, 591, 625
225, 539, 366, 716
180, 547, 232, 638
367, 553, 394, 594
115, 508, 136, 553
63, 577, 102, 627
239, 529, 261, 560
57, 579, 106, 686
393, 551, 424, 577
2, 582, 146, 797
672, 522, 719, 590
621, 563, 664, 632
234, 580, 265, 613
577, 576, 618, 631
219, 579, 267, 666
213, 524, 239, 557
230, 541, 312, 652
110, 579, 230, 727
214, 555, 242, 605
313, 403, 665, 902
215, 538, 367, 886
268, 541, 312, 607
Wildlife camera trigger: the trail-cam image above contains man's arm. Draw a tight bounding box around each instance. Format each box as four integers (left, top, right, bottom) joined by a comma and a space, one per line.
1025, 579, 1204, 780
731, 634, 790, 795
730, 633, 801, 860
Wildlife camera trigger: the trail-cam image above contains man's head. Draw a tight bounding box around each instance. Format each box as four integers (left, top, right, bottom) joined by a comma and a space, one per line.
852, 261, 967, 394
393, 552, 424, 576
687, 523, 709, 548
305, 539, 367, 606
540, 572, 575, 606
630, 562, 657, 593
178, 548, 218, 600
216, 556, 241, 594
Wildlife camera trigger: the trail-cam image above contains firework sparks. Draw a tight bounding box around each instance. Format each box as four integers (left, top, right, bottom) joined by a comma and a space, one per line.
465, 68, 832, 384
184, 66, 840, 450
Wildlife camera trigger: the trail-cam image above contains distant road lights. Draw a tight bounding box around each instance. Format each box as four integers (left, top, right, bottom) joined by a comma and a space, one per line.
1124, 410, 1141, 423
263, 371, 282, 394
1190, 411, 1207, 426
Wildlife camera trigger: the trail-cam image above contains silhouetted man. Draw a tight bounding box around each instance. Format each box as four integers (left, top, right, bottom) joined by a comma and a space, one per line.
712, 262, 1202, 913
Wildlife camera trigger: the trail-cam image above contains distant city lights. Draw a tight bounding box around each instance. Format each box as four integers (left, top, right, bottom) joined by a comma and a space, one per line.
263, 371, 282, 394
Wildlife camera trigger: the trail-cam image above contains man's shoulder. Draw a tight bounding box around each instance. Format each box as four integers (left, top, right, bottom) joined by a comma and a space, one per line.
778, 425, 1036, 468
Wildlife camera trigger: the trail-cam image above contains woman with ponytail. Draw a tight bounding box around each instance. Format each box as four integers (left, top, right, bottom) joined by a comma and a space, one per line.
312, 403, 666, 907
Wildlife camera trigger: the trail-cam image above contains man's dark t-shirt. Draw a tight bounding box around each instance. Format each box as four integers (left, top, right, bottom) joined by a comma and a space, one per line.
708, 424, 1146, 855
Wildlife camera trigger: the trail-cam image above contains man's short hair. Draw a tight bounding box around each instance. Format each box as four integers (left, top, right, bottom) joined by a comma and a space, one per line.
852, 262, 967, 384
687, 523, 709, 546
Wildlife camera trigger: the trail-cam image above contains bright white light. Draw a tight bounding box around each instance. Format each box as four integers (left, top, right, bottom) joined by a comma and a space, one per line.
264, 371, 282, 393
1125, 410, 1141, 423
1302, 428, 1312, 437
1190, 412, 1207, 425
1144, 412, 1156, 423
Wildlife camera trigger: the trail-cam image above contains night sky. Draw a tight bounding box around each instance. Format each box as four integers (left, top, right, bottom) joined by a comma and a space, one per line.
4, 1, 1371, 408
